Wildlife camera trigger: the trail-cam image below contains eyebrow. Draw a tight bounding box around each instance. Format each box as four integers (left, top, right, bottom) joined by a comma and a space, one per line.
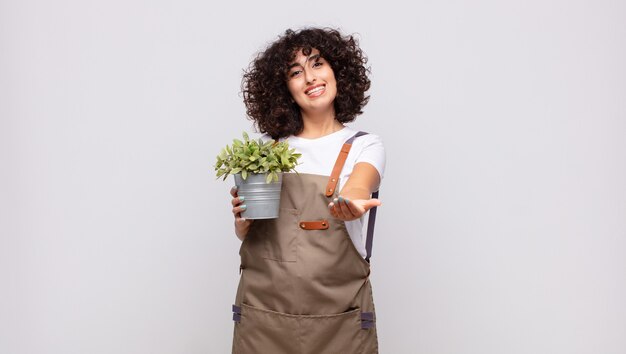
288, 53, 322, 69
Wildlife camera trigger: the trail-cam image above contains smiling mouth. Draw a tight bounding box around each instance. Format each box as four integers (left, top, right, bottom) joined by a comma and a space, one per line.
305, 85, 325, 96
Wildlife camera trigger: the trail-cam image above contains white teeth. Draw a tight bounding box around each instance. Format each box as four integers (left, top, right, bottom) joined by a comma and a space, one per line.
306, 86, 325, 95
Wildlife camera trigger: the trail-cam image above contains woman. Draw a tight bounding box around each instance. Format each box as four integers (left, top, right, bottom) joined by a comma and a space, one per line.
229, 27, 385, 354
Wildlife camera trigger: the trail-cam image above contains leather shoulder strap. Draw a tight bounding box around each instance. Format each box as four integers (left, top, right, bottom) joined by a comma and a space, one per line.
325, 131, 369, 197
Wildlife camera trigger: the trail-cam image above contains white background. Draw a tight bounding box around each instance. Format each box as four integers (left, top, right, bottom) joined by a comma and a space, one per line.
1, 0, 625, 353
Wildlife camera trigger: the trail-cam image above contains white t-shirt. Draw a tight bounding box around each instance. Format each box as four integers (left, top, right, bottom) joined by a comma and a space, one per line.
268, 126, 386, 258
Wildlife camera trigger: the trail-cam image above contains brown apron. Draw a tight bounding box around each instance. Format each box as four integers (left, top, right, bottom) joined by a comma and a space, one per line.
232, 132, 379, 354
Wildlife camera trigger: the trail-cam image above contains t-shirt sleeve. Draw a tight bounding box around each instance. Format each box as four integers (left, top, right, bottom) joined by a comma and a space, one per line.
354, 134, 386, 181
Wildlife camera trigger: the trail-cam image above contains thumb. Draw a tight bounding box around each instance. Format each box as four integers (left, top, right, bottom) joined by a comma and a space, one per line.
362, 198, 382, 211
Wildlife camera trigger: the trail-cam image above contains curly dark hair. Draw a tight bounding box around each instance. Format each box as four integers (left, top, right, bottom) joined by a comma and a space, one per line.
241, 27, 371, 139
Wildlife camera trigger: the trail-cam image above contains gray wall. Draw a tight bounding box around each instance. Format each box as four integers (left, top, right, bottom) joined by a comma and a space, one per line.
1, 0, 625, 353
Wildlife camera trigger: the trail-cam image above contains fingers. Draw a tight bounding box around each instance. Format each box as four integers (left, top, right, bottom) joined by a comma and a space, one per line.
328, 196, 361, 220
328, 201, 338, 218
344, 197, 361, 215
231, 196, 245, 207
230, 186, 245, 213
230, 188, 246, 219
230, 185, 254, 240
336, 196, 355, 219
328, 198, 345, 219
327, 197, 383, 221
328, 200, 342, 219
232, 204, 247, 216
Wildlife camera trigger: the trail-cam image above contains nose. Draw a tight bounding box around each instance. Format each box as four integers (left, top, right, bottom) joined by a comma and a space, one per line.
304, 67, 316, 84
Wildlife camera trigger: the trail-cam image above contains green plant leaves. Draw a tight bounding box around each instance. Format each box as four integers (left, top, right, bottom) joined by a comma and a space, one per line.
213, 132, 301, 182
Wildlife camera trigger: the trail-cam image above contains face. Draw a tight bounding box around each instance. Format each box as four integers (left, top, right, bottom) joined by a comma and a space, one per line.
286, 48, 337, 114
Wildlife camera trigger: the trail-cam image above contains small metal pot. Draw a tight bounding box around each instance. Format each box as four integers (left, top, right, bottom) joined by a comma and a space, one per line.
234, 173, 282, 219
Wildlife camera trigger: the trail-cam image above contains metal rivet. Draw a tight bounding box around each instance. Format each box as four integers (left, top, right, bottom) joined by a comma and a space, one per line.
331, 178, 336, 182
322, 222, 327, 227
300, 223, 306, 228
328, 188, 333, 192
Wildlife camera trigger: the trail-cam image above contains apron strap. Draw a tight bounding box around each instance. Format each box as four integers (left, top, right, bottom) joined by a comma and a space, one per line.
325, 131, 369, 197
325, 131, 380, 262
365, 190, 378, 263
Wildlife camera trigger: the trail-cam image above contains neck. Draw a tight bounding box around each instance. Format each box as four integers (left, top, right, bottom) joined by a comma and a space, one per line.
297, 108, 344, 139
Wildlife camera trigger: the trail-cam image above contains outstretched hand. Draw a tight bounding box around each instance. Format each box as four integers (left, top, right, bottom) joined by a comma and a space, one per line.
328, 196, 382, 221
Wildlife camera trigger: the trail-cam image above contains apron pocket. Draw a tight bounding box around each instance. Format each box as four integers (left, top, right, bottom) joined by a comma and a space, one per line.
235, 303, 300, 354
236, 303, 371, 354
299, 308, 367, 354
261, 207, 300, 262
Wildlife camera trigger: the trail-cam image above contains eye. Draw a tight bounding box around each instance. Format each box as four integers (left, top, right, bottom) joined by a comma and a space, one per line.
289, 70, 302, 78
312, 62, 323, 68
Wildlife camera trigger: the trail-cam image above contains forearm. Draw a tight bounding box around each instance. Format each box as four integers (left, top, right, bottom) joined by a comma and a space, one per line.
338, 162, 380, 200
339, 186, 372, 200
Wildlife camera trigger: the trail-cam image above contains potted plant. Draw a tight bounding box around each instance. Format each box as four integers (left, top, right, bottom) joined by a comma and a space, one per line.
215, 132, 301, 219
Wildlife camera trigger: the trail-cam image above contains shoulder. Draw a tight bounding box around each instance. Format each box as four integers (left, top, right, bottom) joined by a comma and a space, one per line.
350, 130, 385, 154
348, 129, 386, 179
